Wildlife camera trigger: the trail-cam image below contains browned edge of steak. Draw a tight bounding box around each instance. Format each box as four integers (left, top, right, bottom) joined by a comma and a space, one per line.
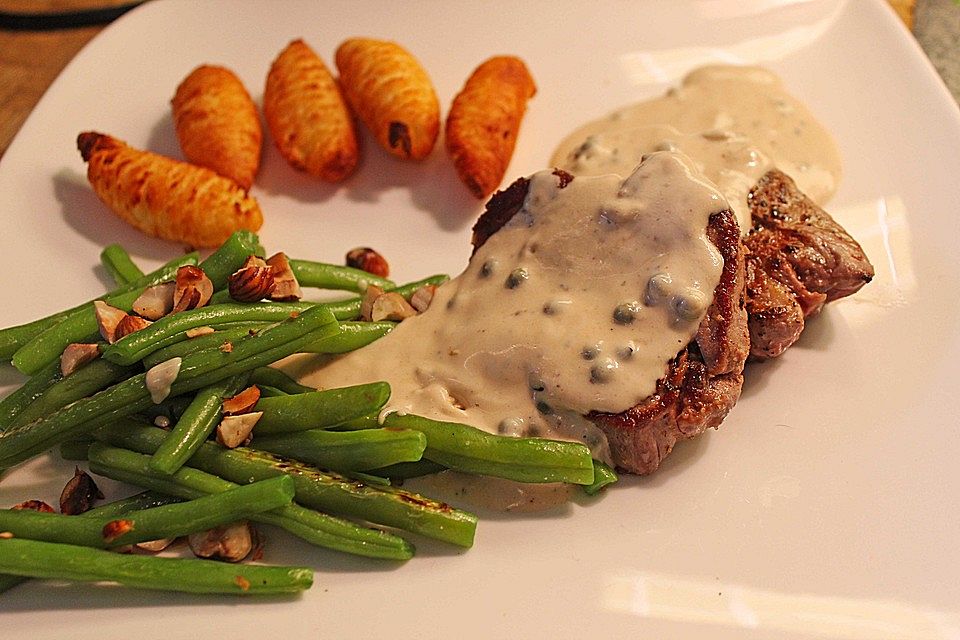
472, 169, 749, 475
744, 170, 874, 359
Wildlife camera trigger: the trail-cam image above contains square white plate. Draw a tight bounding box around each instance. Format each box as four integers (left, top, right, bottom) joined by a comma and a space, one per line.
1, 1, 958, 638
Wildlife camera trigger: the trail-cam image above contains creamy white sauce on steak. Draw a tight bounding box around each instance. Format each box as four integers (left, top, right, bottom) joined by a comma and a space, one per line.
301, 152, 725, 460
550, 65, 841, 231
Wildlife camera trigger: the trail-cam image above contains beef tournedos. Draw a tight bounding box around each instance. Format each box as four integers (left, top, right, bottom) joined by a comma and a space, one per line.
472, 168, 873, 475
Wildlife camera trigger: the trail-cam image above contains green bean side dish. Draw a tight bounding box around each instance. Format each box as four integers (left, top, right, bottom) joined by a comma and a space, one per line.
0, 231, 616, 600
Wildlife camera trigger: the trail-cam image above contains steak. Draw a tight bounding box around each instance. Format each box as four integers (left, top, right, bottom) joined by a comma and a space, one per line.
473, 167, 873, 475
744, 170, 874, 359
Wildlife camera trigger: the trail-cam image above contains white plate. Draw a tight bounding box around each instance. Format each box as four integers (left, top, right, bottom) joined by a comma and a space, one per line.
1, 0, 959, 637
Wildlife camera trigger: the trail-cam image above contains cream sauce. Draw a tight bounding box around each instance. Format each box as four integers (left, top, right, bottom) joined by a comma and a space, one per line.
550, 65, 841, 232
299, 152, 726, 460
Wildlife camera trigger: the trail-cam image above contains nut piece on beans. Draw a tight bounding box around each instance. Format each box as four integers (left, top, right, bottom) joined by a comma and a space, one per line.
371, 292, 418, 322
173, 265, 214, 313
265, 252, 302, 301
114, 314, 152, 341
135, 538, 176, 553
216, 412, 262, 448
60, 342, 101, 377
228, 255, 276, 302
101, 519, 135, 544
188, 521, 256, 562
94, 300, 129, 343
410, 284, 437, 313
59, 467, 104, 515
12, 499, 55, 512
222, 386, 261, 416
359, 284, 385, 321
346, 247, 389, 278
133, 282, 176, 320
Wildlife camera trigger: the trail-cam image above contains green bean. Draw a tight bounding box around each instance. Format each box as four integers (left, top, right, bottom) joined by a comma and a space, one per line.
4, 253, 199, 369
140, 323, 273, 369
307, 321, 394, 354
249, 366, 314, 395
0, 476, 294, 549
582, 460, 618, 496
102, 302, 319, 366
0, 538, 312, 595
348, 471, 391, 486
95, 421, 476, 548
100, 244, 144, 286
197, 229, 264, 290
87, 442, 413, 560
8, 358, 135, 429
381, 413, 596, 485
0, 306, 338, 468
256, 385, 287, 398
335, 414, 381, 430
140, 319, 392, 370
253, 382, 390, 435
0, 361, 60, 432
371, 460, 447, 480
289, 258, 394, 292
80, 490, 183, 519
149, 374, 249, 475
252, 428, 426, 472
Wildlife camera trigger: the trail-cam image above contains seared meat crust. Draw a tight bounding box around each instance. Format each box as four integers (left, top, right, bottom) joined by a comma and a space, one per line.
744, 170, 874, 359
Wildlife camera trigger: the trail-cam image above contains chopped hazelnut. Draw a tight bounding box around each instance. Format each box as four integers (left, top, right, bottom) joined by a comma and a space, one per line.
60, 343, 100, 377
188, 521, 255, 563
216, 412, 262, 448
228, 255, 276, 302
172, 265, 214, 313
101, 519, 135, 544
371, 292, 417, 322
222, 386, 261, 416
93, 300, 128, 343
265, 252, 302, 301
346, 247, 390, 278
114, 314, 152, 341
12, 499, 55, 512
185, 326, 215, 338
59, 467, 104, 515
359, 284, 385, 322
135, 538, 176, 553
410, 284, 437, 313
132, 282, 175, 320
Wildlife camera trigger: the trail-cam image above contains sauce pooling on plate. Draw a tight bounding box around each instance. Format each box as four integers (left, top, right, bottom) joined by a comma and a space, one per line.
550, 65, 841, 232
299, 152, 726, 460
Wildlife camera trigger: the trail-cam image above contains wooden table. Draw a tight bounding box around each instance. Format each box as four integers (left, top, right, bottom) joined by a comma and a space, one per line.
0, 0, 920, 159
0, 0, 135, 158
